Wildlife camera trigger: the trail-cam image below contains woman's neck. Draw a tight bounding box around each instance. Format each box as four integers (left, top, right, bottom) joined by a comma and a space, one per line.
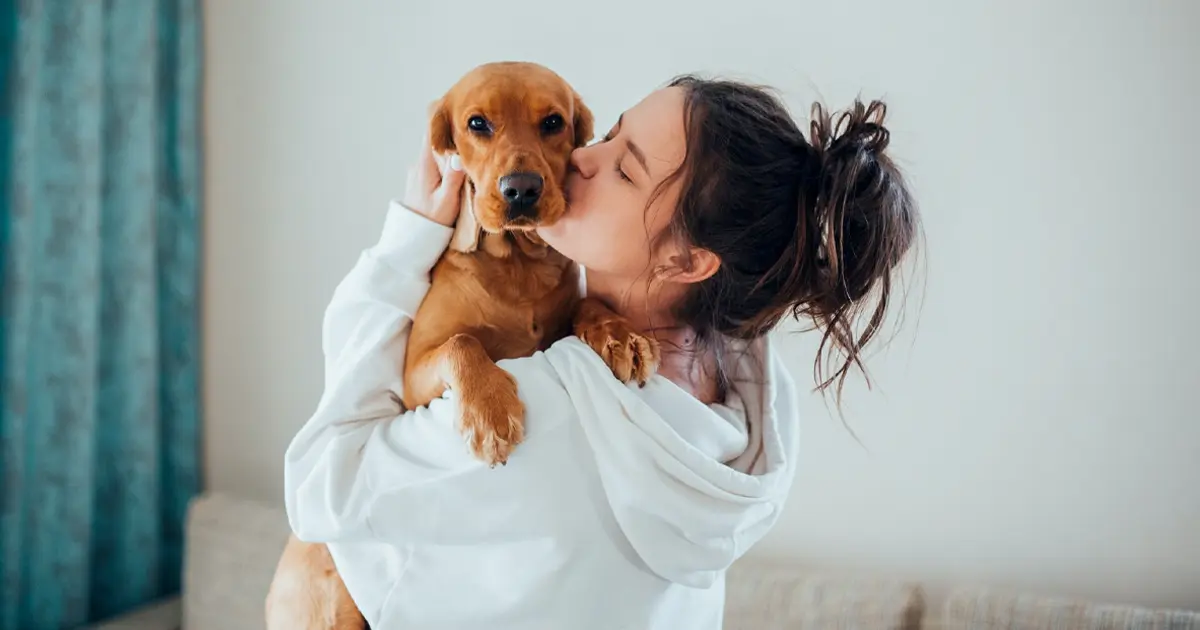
584, 270, 680, 336
584, 272, 721, 404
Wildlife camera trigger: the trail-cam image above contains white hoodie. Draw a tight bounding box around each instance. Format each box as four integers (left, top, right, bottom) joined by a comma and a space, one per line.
284, 201, 801, 630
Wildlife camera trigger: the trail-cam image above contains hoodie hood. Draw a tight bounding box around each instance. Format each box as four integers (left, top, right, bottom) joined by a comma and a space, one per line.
544, 336, 800, 589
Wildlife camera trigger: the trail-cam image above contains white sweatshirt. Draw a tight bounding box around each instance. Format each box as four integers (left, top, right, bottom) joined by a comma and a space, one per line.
283, 201, 802, 630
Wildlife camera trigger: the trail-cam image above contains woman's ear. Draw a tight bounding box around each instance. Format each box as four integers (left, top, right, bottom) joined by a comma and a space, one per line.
572, 92, 594, 148
429, 97, 454, 152
660, 247, 721, 285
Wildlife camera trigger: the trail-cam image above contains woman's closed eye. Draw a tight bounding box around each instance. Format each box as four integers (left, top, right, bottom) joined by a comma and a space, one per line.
615, 161, 633, 183
601, 128, 634, 184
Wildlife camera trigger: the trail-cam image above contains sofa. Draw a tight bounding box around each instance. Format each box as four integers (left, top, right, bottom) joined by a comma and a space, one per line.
84, 492, 1199, 630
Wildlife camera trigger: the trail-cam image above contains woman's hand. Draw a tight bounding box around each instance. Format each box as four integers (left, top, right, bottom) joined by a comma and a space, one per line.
402, 131, 466, 228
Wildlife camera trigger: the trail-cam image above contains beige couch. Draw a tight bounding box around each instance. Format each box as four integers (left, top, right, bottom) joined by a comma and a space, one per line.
84, 492, 1198, 630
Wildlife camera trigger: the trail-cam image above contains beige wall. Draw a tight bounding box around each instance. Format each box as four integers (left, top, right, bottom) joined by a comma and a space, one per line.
202, 0, 1200, 611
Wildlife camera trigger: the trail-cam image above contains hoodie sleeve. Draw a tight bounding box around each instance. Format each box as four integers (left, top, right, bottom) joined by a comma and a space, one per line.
283, 201, 496, 543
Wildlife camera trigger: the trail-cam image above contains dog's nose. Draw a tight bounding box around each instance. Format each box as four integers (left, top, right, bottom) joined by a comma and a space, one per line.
498, 172, 543, 209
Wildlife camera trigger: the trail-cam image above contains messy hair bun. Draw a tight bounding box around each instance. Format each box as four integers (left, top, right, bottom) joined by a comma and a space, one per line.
657, 76, 920, 403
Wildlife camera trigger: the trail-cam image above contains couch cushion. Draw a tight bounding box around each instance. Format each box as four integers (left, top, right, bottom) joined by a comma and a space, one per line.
182, 493, 292, 630
943, 588, 1200, 630
723, 560, 925, 629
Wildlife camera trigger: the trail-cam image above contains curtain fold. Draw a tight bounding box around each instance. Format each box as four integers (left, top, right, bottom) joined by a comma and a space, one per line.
0, 1, 202, 628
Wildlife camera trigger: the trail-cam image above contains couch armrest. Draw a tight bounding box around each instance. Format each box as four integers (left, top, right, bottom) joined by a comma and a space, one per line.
82, 596, 182, 630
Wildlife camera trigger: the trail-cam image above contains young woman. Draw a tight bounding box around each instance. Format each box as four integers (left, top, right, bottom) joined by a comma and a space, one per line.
283, 75, 919, 629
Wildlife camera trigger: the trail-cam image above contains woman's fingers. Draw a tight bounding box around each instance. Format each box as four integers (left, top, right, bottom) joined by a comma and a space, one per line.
430, 154, 465, 221
401, 125, 465, 227
439, 155, 464, 193
417, 130, 442, 194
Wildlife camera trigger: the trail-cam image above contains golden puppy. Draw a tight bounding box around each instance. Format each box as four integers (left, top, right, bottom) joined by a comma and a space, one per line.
266, 61, 660, 630
402, 61, 593, 467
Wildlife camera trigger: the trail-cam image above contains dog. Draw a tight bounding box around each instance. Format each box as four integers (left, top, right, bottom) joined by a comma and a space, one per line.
266, 61, 660, 630
401, 61, 593, 467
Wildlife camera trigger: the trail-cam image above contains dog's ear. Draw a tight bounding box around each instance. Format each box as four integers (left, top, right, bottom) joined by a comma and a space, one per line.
572, 92, 594, 148
429, 97, 455, 152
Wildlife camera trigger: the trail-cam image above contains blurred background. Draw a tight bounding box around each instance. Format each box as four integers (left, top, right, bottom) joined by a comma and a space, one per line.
1, 0, 1197, 628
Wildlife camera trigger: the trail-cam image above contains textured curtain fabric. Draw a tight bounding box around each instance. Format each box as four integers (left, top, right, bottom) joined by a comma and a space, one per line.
0, 1, 202, 628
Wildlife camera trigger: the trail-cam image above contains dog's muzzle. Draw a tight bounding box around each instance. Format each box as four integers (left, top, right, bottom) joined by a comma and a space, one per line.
499, 172, 543, 221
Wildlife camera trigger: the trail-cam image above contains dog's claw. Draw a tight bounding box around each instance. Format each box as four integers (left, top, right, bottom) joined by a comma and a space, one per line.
577, 317, 661, 387
457, 366, 525, 467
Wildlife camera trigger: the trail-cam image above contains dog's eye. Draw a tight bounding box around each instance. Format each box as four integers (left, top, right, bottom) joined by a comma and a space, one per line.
467, 116, 491, 134
541, 114, 565, 134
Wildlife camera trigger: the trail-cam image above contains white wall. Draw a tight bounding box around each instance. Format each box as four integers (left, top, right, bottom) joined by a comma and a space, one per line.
202, 0, 1200, 612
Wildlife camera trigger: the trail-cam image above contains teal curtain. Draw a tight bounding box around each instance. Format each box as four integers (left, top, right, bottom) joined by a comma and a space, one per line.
0, 1, 202, 628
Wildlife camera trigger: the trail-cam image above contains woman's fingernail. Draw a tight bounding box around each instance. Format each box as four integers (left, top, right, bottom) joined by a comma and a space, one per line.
449, 154, 463, 171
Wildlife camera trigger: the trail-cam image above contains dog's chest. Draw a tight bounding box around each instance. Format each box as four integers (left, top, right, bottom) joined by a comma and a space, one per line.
450, 249, 580, 361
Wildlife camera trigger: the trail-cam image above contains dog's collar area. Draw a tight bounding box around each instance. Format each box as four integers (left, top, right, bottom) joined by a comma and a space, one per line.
475, 226, 550, 260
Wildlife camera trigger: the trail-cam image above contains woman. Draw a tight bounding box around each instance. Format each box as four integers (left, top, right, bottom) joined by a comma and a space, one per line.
284, 75, 919, 629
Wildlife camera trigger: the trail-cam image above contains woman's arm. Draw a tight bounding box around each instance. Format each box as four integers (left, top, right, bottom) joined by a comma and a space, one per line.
285, 198, 573, 547
284, 201, 476, 541
285, 139, 478, 543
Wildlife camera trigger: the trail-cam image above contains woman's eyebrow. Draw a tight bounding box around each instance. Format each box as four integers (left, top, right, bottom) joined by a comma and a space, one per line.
626, 139, 650, 178
616, 114, 650, 177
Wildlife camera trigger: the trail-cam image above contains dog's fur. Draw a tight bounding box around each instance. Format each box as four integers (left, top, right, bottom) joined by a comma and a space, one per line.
265, 62, 660, 630
402, 62, 593, 466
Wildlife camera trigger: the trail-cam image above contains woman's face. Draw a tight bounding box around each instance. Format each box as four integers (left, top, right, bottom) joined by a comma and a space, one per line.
536, 87, 687, 281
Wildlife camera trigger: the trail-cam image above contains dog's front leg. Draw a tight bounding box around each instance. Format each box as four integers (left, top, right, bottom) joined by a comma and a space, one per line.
573, 297, 661, 387
404, 333, 525, 467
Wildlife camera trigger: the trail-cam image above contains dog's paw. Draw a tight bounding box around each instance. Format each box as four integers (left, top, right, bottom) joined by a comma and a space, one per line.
577, 315, 661, 387
457, 366, 525, 467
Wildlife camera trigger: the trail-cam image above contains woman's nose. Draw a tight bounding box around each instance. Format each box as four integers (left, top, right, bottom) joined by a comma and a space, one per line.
569, 145, 597, 178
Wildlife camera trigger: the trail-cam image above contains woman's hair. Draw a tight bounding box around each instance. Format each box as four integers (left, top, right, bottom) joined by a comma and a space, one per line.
651, 75, 921, 404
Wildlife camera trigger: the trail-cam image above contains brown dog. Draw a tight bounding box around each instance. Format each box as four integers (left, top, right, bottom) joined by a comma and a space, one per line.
266, 62, 659, 630
401, 61, 592, 467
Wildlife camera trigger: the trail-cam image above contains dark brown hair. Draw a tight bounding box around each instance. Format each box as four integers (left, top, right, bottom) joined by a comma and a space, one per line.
652, 75, 921, 404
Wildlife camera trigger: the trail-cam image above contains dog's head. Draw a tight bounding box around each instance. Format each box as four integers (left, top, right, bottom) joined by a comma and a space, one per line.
429, 62, 593, 236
